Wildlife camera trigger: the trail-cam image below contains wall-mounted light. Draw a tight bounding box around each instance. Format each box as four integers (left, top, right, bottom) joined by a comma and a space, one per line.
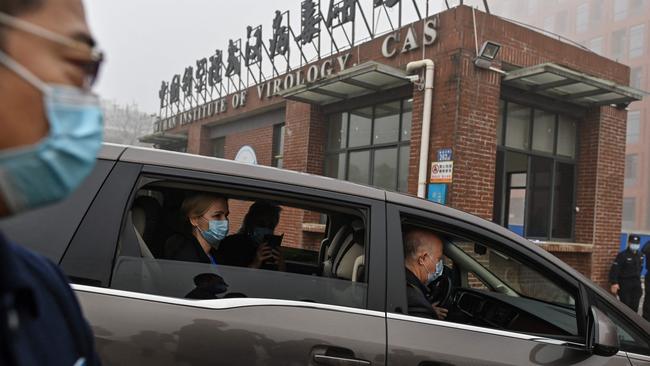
479, 41, 501, 60
473, 40, 507, 75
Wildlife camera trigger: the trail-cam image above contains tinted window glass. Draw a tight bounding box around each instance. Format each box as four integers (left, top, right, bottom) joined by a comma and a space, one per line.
527, 156, 553, 237
0, 159, 113, 262
373, 147, 398, 190
348, 108, 372, 148
505, 103, 531, 150
111, 181, 369, 310
398, 218, 579, 339
373, 102, 400, 144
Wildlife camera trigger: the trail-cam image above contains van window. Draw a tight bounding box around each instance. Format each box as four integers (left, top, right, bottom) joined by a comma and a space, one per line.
111, 181, 368, 309
398, 218, 580, 339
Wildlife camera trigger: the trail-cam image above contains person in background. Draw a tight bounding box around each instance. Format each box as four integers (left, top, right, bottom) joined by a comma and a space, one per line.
217, 200, 285, 270
0, 0, 102, 364
609, 234, 644, 312
642, 240, 650, 321
166, 193, 229, 265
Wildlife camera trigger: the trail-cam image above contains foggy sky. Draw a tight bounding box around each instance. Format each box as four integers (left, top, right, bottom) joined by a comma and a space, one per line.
85, 0, 450, 115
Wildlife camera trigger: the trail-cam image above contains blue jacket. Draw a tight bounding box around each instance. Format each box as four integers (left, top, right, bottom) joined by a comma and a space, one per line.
0, 232, 99, 366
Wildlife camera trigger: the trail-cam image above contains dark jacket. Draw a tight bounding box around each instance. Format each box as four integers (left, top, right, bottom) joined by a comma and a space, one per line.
0, 232, 100, 366
216, 233, 257, 267
405, 268, 438, 320
609, 248, 643, 284
165, 233, 218, 265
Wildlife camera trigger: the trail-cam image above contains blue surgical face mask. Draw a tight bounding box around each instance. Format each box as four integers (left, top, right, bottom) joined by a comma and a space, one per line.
0, 50, 103, 214
199, 219, 229, 249
252, 226, 273, 244
423, 257, 444, 285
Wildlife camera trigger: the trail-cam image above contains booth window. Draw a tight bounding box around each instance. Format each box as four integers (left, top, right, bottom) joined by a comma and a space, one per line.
324, 98, 412, 192
272, 123, 285, 168
212, 137, 225, 159
494, 100, 577, 241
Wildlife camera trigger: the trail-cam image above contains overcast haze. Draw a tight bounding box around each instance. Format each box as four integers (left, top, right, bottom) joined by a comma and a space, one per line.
85, 0, 449, 115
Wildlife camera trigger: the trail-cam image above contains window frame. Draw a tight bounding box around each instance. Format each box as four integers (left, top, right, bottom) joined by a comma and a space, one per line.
108, 163, 387, 312
272, 123, 285, 168
495, 100, 578, 241
385, 202, 588, 344
325, 98, 412, 192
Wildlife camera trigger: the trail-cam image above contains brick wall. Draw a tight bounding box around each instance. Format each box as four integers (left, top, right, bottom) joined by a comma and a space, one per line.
169, 5, 631, 287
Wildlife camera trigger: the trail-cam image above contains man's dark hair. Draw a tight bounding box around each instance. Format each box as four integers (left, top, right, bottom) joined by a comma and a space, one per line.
0, 0, 44, 48
241, 200, 281, 233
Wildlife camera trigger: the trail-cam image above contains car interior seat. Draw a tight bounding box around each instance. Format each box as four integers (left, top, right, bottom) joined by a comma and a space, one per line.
323, 219, 365, 282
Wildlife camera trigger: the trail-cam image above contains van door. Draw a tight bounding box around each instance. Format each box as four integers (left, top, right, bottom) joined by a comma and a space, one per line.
385, 203, 632, 366
68, 163, 387, 365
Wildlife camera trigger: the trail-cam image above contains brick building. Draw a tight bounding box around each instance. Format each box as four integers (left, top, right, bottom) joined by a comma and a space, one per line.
142, 5, 643, 287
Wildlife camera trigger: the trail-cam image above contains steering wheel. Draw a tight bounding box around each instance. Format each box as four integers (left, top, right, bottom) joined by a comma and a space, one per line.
429, 273, 453, 308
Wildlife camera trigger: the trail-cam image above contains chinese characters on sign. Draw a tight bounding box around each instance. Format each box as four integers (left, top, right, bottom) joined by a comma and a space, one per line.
430, 161, 453, 184
155, 0, 440, 132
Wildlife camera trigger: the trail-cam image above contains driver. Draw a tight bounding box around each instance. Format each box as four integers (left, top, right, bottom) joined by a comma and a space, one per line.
403, 227, 448, 320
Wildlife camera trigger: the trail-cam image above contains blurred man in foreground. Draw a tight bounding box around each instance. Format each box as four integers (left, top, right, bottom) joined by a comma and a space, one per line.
0, 0, 102, 364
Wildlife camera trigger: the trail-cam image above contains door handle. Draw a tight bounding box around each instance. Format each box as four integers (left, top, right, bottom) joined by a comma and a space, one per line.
313, 354, 371, 366
311, 345, 371, 366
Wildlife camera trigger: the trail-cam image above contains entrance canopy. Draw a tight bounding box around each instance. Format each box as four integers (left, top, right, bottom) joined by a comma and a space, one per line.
281, 61, 411, 105
139, 131, 188, 147
503, 63, 644, 108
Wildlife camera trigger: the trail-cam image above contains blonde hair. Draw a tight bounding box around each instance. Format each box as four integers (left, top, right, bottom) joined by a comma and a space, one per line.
181, 193, 226, 231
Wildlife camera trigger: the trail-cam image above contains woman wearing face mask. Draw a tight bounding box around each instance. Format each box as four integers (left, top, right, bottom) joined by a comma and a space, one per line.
165, 193, 229, 265
216, 200, 285, 271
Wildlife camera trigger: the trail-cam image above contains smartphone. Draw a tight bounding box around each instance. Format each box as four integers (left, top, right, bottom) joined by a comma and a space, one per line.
265, 233, 284, 249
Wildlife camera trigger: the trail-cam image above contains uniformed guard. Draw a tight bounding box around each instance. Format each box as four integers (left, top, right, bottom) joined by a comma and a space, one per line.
609, 234, 644, 312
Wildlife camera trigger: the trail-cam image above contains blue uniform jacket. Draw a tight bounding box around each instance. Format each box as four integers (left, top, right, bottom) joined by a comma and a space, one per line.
0, 231, 99, 366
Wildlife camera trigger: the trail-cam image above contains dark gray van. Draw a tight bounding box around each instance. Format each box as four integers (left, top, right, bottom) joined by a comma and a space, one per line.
2, 143, 649, 365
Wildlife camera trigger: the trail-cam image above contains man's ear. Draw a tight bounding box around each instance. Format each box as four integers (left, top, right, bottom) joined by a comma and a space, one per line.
189, 216, 199, 228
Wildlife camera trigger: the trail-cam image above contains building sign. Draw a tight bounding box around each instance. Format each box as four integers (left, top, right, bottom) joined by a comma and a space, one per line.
154, 0, 440, 133
234, 145, 258, 165
427, 183, 447, 204
436, 148, 452, 162
430, 161, 453, 183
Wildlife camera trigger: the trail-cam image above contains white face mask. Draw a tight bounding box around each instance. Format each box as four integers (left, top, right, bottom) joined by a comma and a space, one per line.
421, 255, 443, 285
630, 244, 640, 252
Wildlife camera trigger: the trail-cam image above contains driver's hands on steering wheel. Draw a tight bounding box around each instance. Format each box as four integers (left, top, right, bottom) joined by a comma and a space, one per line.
432, 301, 448, 320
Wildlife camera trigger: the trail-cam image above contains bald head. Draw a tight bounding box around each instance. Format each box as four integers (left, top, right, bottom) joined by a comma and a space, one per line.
403, 227, 444, 284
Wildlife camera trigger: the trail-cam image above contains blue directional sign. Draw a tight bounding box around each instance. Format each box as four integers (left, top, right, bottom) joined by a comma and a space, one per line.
427, 183, 447, 204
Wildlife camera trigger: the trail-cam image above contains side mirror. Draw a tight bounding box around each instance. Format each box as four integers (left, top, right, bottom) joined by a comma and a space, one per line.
588, 306, 619, 357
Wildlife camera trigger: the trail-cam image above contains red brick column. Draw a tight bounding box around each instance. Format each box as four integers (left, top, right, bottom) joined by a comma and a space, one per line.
418, 50, 500, 220
282, 100, 328, 249
186, 123, 212, 155
575, 106, 627, 287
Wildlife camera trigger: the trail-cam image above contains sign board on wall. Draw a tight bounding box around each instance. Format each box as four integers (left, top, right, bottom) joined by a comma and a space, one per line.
437, 148, 452, 162
427, 183, 447, 204
430, 161, 453, 183
234, 145, 258, 165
